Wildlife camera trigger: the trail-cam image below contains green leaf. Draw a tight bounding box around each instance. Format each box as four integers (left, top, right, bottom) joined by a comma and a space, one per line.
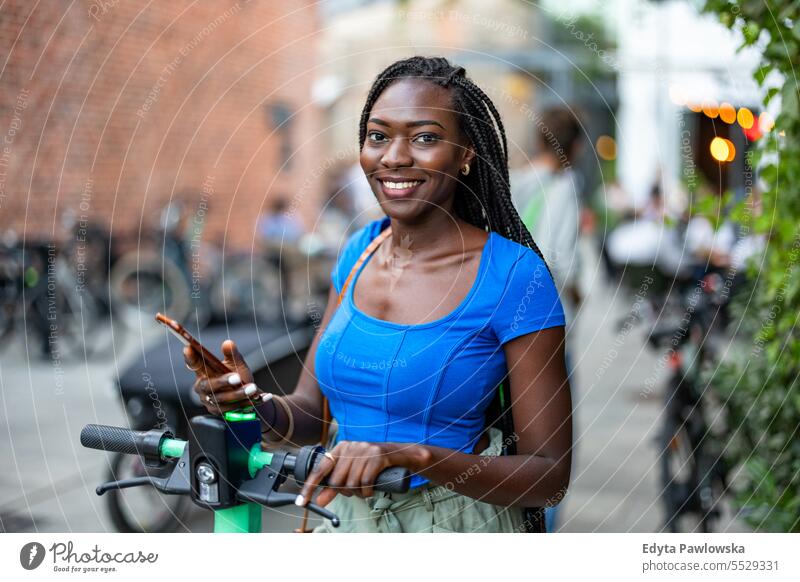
783, 83, 800, 118
753, 65, 772, 86
765, 87, 780, 105
743, 22, 761, 45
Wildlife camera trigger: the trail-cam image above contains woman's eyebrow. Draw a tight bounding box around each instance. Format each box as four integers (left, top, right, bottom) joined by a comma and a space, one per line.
368, 117, 446, 130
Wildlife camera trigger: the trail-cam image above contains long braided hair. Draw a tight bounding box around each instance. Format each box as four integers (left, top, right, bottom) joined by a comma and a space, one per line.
358, 56, 549, 267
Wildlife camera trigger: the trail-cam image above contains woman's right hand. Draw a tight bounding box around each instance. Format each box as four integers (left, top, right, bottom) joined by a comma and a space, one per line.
183, 340, 264, 415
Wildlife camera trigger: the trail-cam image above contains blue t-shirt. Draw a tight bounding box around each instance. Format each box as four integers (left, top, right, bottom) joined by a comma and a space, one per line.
316, 216, 565, 488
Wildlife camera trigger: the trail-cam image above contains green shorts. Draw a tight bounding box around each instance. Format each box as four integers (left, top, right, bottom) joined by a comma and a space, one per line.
313, 427, 527, 533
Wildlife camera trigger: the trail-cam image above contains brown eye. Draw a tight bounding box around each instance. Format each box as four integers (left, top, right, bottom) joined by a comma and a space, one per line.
367, 131, 387, 143
412, 133, 439, 145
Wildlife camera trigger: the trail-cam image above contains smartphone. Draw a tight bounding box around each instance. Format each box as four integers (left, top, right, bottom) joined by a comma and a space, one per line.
155, 312, 231, 376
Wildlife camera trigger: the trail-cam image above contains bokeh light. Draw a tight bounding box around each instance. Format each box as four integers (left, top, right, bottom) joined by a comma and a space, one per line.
724, 138, 736, 162
759, 111, 775, 132
737, 107, 754, 129
702, 100, 719, 119
596, 135, 617, 161
710, 137, 730, 162
719, 103, 736, 124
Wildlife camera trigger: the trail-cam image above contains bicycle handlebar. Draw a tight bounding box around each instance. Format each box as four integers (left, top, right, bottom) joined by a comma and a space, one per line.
298, 446, 411, 494
81, 423, 181, 465
81, 423, 411, 494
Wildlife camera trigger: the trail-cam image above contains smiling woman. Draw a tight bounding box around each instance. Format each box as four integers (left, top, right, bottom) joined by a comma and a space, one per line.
185, 56, 572, 533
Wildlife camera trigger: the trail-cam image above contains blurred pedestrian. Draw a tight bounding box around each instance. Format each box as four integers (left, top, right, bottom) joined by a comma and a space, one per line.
511, 107, 583, 317
511, 106, 585, 532
258, 197, 305, 244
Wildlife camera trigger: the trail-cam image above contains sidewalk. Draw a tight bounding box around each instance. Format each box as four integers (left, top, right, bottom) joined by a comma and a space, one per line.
0, 241, 746, 532
558, 239, 746, 532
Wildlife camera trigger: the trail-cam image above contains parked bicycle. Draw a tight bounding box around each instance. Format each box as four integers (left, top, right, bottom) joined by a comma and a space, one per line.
0, 224, 123, 360
648, 271, 732, 533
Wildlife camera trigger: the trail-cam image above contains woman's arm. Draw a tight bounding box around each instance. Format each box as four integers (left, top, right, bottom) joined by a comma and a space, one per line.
414, 325, 572, 507
258, 284, 341, 446
297, 326, 573, 509
187, 283, 340, 445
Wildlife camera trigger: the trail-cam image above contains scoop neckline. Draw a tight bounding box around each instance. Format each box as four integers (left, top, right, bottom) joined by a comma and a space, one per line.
347, 221, 494, 330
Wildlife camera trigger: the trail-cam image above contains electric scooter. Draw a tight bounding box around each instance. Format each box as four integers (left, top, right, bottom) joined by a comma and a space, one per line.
80, 410, 411, 532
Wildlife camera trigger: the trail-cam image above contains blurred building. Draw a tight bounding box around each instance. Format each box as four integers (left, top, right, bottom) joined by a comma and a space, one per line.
314, 0, 618, 201
0, 0, 321, 249
612, 0, 763, 210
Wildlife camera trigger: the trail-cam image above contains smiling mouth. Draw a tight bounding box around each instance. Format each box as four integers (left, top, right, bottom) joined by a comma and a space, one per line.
377, 179, 425, 198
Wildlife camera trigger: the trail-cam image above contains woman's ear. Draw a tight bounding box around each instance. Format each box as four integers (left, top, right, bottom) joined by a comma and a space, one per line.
462, 144, 476, 169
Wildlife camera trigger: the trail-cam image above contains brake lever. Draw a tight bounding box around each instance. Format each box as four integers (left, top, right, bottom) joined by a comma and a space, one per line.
95, 476, 168, 496
95, 450, 191, 497
237, 465, 341, 527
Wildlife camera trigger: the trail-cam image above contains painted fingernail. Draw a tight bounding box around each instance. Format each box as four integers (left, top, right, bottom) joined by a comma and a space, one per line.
244, 383, 257, 396
294, 494, 305, 507
227, 373, 241, 386
260, 393, 273, 403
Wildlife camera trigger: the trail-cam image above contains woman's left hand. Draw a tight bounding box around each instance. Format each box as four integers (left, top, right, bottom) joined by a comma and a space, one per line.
296, 441, 427, 508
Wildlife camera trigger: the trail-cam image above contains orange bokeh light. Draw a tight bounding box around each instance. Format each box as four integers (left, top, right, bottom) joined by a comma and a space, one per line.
737, 107, 754, 129
723, 138, 736, 162
719, 103, 736, 124
703, 100, 719, 119
596, 135, 617, 161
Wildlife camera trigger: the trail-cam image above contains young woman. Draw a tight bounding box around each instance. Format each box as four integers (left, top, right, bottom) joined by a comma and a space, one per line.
184, 56, 572, 533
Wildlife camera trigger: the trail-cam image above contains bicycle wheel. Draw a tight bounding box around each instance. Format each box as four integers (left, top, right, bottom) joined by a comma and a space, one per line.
105, 452, 190, 533
694, 447, 727, 533
110, 252, 192, 326
209, 254, 282, 323
660, 416, 690, 532
0, 254, 19, 349
51, 261, 122, 361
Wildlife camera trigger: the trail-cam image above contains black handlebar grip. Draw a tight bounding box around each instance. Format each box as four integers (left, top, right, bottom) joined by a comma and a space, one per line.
304, 448, 411, 494
373, 466, 411, 494
80, 424, 168, 459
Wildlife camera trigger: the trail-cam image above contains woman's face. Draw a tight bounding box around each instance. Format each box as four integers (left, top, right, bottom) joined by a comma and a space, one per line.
360, 78, 474, 222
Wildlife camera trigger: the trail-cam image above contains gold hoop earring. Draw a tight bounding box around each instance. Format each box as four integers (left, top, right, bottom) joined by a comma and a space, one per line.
461, 163, 470, 176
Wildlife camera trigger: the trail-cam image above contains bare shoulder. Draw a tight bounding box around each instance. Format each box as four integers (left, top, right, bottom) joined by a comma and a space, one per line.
452, 220, 490, 253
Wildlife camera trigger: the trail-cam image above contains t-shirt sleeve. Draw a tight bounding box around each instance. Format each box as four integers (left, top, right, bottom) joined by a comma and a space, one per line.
330, 219, 383, 294
492, 249, 566, 345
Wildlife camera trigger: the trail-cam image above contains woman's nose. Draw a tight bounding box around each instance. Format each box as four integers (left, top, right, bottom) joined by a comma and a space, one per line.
380, 137, 413, 167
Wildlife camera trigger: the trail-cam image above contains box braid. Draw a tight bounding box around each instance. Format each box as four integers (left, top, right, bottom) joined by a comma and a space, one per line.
358, 56, 550, 269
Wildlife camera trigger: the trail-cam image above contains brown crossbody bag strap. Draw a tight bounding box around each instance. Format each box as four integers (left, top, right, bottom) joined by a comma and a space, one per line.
296, 225, 392, 532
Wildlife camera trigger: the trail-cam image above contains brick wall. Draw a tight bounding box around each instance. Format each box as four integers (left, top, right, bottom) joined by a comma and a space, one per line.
0, 0, 321, 250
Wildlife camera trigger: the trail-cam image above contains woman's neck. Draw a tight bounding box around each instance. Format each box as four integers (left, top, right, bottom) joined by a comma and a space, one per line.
384, 210, 480, 262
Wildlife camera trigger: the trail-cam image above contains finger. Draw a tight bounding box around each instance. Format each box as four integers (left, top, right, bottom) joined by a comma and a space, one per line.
213, 383, 261, 404
196, 377, 252, 415
221, 340, 247, 375
326, 452, 355, 497
186, 349, 226, 378
345, 456, 370, 498
296, 452, 336, 507
316, 486, 338, 507
206, 373, 245, 391
200, 391, 243, 415
359, 458, 385, 499
184, 346, 204, 375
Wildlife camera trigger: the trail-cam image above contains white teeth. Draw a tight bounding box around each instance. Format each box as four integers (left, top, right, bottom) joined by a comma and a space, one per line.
383, 180, 421, 190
